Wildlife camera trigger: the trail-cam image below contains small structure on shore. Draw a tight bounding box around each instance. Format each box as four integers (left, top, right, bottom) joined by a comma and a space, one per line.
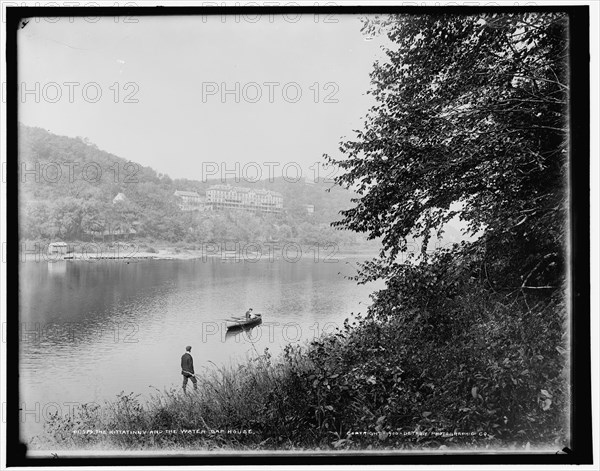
113, 192, 127, 204
48, 242, 68, 256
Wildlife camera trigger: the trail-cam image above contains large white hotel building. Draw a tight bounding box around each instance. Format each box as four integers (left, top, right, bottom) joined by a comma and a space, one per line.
205, 184, 283, 213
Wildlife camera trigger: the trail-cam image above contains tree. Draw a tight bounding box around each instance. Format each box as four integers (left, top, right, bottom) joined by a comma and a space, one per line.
326, 12, 569, 289
316, 16, 572, 444
21, 200, 54, 239
50, 197, 85, 239
80, 200, 106, 240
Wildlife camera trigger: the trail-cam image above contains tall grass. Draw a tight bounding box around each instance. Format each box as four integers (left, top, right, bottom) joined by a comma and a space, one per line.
38, 287, 568, 452
40, 348, 312, 450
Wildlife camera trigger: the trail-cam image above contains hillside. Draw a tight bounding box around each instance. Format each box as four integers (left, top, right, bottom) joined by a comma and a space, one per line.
18, 124, 370, 247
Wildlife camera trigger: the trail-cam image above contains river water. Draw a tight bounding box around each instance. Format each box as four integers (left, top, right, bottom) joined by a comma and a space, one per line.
18, 257, 382, 444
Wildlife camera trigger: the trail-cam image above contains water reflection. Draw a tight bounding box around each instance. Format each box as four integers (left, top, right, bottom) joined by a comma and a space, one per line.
47, 260, 67, 275
19, 257, 382, 442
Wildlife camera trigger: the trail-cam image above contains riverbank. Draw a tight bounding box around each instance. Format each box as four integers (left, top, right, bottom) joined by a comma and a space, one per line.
37, 342, 505, 452
35, 284, 568, 452
18, 240, 382, 263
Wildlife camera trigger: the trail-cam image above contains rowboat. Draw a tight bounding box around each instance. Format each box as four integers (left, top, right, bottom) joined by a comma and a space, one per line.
226, 313, 262, 331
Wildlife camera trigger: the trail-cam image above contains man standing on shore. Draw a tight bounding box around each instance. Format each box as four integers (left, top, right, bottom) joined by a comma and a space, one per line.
181, 345, 198, 393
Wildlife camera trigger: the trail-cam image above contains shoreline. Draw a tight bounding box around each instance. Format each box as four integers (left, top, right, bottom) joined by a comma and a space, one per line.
18, 242, 381, 263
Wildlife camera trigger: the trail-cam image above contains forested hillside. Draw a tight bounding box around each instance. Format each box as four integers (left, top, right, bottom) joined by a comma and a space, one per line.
18, 124, 367, 246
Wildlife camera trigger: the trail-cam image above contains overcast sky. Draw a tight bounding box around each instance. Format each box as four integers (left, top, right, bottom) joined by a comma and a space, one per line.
18, 14, 389, 181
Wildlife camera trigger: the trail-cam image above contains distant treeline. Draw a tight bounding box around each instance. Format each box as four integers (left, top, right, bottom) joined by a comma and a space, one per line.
18, 125, 368, 246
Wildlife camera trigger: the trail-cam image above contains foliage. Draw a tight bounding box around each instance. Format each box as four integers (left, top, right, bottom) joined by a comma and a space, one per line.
40, 291, 568, 451
314, 12, 571, 448
18, 125, 369, 247
326, 12, 568, 289
34, 13, 571, 452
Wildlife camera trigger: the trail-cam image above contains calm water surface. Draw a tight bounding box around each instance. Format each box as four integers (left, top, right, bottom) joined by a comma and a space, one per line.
19, 258, 382, 442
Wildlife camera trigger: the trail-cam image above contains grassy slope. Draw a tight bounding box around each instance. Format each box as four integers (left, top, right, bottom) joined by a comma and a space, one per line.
38, 285, 569, 452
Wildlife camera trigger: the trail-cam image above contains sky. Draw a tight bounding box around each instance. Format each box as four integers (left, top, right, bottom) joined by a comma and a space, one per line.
17, 13, 390, 181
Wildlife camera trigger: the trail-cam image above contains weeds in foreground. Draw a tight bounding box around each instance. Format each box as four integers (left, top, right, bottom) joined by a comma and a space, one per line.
39, 285, 568, 451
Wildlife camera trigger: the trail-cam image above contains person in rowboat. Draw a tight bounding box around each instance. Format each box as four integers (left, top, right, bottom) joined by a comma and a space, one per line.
181, 345, 197, 393
245, 308, 254, 319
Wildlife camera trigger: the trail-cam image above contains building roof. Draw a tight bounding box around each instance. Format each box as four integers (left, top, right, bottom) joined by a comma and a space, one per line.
207, 184, 282, 198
